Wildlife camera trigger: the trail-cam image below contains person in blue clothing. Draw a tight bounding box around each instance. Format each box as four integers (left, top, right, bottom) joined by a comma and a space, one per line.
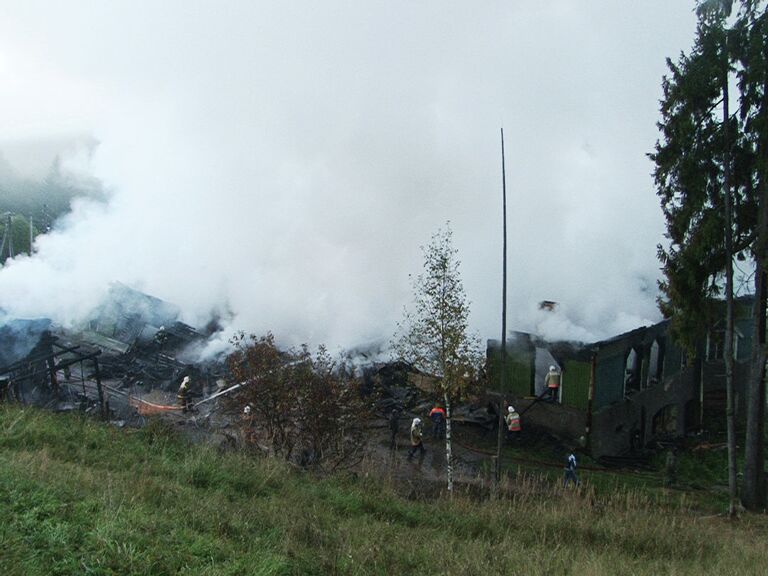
563, 452, 580, 487
429, 405, 446, 440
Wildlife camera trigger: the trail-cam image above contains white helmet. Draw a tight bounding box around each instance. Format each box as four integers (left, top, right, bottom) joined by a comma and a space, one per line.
243, 405, 252, 415
549, 365, 557, 372
413, 417, 421, 426
508, 406, 515, 413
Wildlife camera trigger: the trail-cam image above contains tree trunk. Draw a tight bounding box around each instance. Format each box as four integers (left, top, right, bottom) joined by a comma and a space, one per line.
444, 392, 453, 496
722, 56, 739, 518
743, 89, 768, 508
743, 267, 767, 511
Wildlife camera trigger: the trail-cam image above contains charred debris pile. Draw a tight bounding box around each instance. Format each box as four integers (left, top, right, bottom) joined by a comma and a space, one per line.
0, 283, 226, 420
1, 283, 493, 432
363, 361, 496, 430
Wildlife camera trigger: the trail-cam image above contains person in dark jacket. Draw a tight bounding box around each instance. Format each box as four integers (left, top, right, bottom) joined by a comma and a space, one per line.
429, 405, 446, 440
563, 452, 580, 487
388, 408, 401, 450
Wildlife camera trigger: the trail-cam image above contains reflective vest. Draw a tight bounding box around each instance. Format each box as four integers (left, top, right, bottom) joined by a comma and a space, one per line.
429, 407, 446, 418
177, 382, 189, 407
506, 412, 521, 432
546, 371, 561, 389
410, 426, 423, 446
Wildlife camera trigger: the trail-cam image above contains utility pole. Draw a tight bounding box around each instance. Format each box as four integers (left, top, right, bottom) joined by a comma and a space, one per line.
495, 128, 508, 483
0, 216, 6, 263
0, 213, 13, 264
7, 213, 13, 259
29, 215, 34, 255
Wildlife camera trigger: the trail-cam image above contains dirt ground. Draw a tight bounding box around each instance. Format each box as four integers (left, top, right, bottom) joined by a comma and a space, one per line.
64, 379, 569, 494
359, 420, 497, 489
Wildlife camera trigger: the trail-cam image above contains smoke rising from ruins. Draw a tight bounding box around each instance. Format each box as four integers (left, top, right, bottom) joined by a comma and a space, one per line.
0, 1, 699, 352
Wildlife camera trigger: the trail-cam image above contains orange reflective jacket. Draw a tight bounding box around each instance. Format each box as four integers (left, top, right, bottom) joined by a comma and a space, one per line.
506, 413, 521, 432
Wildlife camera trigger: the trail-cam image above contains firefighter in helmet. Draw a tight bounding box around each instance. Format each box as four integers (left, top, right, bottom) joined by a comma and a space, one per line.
545, 365, 561, 403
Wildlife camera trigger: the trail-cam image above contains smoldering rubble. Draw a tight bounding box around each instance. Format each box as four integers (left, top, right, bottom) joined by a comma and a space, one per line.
0, 283, 494, 448
0, 283, 227, 423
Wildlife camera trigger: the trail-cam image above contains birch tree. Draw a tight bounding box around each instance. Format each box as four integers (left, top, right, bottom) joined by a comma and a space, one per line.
393, 224, 482, 494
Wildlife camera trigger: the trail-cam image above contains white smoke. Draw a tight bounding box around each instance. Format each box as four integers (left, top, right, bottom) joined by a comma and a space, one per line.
0, 1, 698, 352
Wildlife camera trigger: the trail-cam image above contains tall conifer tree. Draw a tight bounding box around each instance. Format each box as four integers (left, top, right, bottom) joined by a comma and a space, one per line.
652, 0, 767, 510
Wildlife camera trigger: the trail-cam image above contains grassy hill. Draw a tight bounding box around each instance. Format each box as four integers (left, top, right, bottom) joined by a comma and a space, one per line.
0, 405, 766, 575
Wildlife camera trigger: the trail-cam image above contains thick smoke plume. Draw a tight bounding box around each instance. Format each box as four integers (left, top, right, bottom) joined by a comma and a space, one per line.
0, 1, 699, 352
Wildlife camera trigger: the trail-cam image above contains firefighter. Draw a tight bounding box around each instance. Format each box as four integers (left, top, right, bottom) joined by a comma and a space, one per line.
177, 376, 191, 413
429, 404, 446, 440
407, 417, 425, 461
505, 405, 521, 441
545, 365, 561, 403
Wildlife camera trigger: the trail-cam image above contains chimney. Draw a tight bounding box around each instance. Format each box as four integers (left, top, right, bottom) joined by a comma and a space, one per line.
538, 300, 558, 312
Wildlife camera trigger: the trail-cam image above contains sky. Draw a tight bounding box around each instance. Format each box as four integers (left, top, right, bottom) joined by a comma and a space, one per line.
0, 1, 701, 354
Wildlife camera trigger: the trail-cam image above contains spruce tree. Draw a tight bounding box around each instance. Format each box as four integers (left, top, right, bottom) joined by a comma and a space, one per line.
652, 0, 767, 510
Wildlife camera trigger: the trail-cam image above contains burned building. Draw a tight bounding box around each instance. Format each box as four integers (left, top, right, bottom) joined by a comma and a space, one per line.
74, 282, 188, 354
488, 298, 760, 458
0, 318, 55, 402
0, 284, 221, 421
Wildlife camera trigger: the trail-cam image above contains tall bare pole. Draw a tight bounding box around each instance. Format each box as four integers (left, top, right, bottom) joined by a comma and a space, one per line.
495, 128, 508, 483
0, 216, 7, 262
6, 213, 13, 259
721, 33, 738, 518
29, 215, 34, 256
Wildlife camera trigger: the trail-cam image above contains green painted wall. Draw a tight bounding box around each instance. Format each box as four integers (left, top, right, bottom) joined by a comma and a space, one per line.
561, 360, 591, 411
487, 348, 534, 397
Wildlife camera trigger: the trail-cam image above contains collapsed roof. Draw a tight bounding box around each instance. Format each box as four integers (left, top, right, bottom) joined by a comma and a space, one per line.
0, 317, 52, 371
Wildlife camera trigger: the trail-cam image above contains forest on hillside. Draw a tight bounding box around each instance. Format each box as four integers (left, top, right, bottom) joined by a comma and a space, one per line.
0, 154, 104, 263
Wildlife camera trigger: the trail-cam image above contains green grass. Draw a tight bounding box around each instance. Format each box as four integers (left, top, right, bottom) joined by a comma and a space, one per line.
485, 427, 755, 512
0, 406, 766, 575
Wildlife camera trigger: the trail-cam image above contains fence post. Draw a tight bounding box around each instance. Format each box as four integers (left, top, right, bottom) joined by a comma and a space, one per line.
94, 357, 107, 420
